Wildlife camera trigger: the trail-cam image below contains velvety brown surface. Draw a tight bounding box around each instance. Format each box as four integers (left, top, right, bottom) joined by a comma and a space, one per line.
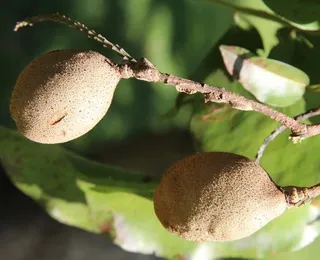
10, 49, 120, 144
154, 152, 287, 242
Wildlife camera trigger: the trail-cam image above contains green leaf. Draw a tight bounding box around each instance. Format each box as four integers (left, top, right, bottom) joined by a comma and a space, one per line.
209, 0, 283, 55
220, 45, 309, 107
0, 126, 195, 259
0, 125, 159, 231
264, 227, 320, 260
208, 0, 320, 55
4, 122, 320, 259
262, 0, 320, 24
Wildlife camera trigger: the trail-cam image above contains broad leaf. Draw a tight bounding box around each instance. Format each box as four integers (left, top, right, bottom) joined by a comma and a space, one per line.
3, 121, 320, 259
0, 126, 195, 259
220, 45, 309, 107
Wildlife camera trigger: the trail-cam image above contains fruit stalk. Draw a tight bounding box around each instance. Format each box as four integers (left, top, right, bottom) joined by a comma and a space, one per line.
283, 184, 320, 207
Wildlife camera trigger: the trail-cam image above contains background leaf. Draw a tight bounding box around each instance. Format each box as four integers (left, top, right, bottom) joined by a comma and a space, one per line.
0, 126, 196, 259
270, 30, 320, 86
219, 45, 309, 107
262, 0, 320, 24
2, 125, 320, 259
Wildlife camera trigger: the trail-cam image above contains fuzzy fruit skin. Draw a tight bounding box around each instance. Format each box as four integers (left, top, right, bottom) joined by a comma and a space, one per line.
10, 49, 120, 144
154, 152, 287, 242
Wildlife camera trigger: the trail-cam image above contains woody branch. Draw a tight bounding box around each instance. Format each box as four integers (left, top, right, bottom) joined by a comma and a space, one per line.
14, 13, 320, 143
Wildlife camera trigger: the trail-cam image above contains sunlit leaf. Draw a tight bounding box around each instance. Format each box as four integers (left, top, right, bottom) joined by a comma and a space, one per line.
220, 45, 309, 107
0, 126, 196, 259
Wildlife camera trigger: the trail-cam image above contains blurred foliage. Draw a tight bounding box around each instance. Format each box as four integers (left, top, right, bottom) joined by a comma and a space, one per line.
219, 45, 309, 107
262, 0, 320, 24
1, 0, 320, 259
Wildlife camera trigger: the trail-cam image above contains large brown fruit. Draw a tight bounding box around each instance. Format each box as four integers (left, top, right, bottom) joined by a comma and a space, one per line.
154, 152, 288, 242
10, 49, 120, 144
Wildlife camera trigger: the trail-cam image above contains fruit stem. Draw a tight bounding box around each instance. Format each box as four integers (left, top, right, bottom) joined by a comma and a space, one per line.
283, 185, 320, 207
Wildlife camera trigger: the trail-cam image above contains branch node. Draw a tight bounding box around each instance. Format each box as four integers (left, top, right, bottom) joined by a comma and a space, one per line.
282, 186, 311, 207
289, 135, 305, 144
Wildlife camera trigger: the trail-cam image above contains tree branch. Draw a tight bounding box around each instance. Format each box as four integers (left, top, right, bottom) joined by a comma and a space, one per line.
14, 13, 320, 144
256, 107, 320, 163
119, 59, 320, 142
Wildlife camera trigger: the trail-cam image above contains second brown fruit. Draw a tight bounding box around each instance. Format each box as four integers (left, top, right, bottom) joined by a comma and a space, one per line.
154, 152, 288, 242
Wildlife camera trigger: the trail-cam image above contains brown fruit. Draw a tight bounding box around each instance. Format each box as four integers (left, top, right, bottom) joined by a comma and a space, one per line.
10, 49, 120, 144
154, 152, 288, 242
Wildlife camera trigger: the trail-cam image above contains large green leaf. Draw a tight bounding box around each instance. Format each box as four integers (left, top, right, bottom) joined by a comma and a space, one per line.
0, 126, 156, 231
219, 45, 309, 107
3, 122, 320, 259
0, 126, 196, 259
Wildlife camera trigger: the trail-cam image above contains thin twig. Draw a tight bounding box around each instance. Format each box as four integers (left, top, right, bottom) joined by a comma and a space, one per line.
208, 0, 320, 36
14, 13, 136, 62
256, 107, 320, 163
118, 58, 320, 142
